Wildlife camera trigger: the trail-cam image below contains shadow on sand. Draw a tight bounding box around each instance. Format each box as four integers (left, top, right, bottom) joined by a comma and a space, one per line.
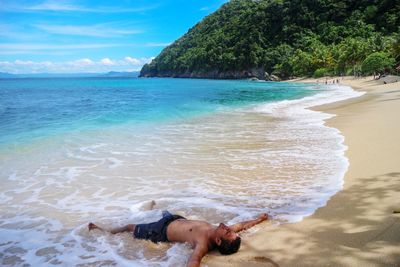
208, 172, 400, 266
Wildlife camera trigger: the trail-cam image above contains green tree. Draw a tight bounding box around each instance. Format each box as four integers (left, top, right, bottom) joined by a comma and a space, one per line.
290, 49, 314, 76
391, 33, 400, 64
139, 0, 400, 78
361, 52, 395, 75
338, 38, 371, 76
269, 44, 294, 78
313, 68, 328, 78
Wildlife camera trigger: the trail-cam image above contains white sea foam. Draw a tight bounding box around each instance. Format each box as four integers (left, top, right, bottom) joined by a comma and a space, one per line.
251, 84, 364, 219
0, 84, 364, 266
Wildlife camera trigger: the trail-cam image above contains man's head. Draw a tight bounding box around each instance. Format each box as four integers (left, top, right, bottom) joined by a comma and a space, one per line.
214, 223, 241, 255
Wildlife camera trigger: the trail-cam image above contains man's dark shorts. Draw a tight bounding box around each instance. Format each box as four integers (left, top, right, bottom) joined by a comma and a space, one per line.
133, 211, 185, 243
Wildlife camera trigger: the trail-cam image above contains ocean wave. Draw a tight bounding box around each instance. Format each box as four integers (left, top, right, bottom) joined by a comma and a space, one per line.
0, 83, 364, 266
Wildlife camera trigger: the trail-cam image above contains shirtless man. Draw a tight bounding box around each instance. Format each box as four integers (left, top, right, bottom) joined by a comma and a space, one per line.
89, 210, 269, 267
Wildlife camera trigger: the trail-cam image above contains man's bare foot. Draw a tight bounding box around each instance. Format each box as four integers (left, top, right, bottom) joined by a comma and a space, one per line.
142, 200, 156, 210
88, 222, 101, 231
258, 213, 269, 221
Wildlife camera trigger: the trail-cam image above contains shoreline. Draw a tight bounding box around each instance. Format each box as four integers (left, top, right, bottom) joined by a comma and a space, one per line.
206, 76, 400, 266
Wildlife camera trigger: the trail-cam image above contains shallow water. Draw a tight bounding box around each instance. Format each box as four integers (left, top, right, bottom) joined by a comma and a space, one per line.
0, 78, 363, 266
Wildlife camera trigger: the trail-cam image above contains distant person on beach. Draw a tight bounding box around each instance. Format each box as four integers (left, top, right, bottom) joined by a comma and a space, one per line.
88, 201, 269, 267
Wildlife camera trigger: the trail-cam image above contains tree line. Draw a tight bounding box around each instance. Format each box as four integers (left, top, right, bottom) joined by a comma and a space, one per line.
141, 0, 400, 79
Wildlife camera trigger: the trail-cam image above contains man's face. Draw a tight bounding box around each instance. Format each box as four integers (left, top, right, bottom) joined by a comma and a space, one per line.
216, 223, 238, 241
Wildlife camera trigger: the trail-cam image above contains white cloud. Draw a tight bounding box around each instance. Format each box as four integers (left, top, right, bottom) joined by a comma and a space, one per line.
34, 24, 142, 37
144, 42, 171, 47
28, 1, 84, 12
0, 43, 171, 55
14, 60, 54, 67
124, 56, 141, 65
0, 57, 153, 74
124, 57, 153, 66
0, 61, 12, 66
14, 60, 35, 65
0, 60, 57, 73
0, 43, 129, 56
70, 58, 94, 66
100, 58, 115, 66
2, 1, 159, 13
0, 43, 123, 51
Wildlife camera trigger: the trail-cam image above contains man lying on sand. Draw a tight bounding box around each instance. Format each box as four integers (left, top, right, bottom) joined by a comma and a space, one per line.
88, 202, 268, 267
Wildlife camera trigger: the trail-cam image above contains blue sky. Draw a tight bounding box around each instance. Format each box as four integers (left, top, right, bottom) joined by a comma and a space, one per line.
0, 0, 227, 73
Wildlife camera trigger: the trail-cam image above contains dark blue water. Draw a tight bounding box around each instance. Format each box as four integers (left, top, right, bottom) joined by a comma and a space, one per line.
0, 77, 316, 145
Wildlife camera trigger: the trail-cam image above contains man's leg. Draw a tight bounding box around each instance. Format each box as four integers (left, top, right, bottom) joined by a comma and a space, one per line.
88, 222, 135, 234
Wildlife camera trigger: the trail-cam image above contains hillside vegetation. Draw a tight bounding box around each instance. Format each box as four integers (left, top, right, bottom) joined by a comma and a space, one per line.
140, 0, 400, 79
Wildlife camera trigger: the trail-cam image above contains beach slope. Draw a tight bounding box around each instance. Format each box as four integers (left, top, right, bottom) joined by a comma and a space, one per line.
206, 76, 400, 266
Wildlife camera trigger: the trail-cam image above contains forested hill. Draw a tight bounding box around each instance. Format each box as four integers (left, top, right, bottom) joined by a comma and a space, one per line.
140, 0, 400, 79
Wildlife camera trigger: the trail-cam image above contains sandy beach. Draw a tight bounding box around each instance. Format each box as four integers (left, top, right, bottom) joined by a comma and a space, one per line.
206, 76, 400, 267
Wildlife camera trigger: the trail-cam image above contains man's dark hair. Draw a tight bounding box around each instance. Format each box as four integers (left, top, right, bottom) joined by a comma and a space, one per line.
216, 236, 241, 255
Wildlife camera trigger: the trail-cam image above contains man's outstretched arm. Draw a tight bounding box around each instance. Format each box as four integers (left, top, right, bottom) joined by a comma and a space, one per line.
229, 213, 269, 233
186, 244, 208, 267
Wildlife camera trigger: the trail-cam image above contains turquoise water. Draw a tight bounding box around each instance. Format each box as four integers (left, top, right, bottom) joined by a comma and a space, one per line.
0, 77, 364, 266
0, 77, 315, 146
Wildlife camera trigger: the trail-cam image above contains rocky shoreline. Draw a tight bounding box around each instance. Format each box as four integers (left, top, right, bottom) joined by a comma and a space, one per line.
139, 67, 281, 81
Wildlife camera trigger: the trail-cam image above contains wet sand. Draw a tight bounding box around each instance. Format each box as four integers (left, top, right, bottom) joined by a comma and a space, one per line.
206, 76, 400, 266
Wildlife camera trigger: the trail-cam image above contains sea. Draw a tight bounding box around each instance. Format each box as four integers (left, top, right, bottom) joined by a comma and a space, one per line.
0, 77, 363, 266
